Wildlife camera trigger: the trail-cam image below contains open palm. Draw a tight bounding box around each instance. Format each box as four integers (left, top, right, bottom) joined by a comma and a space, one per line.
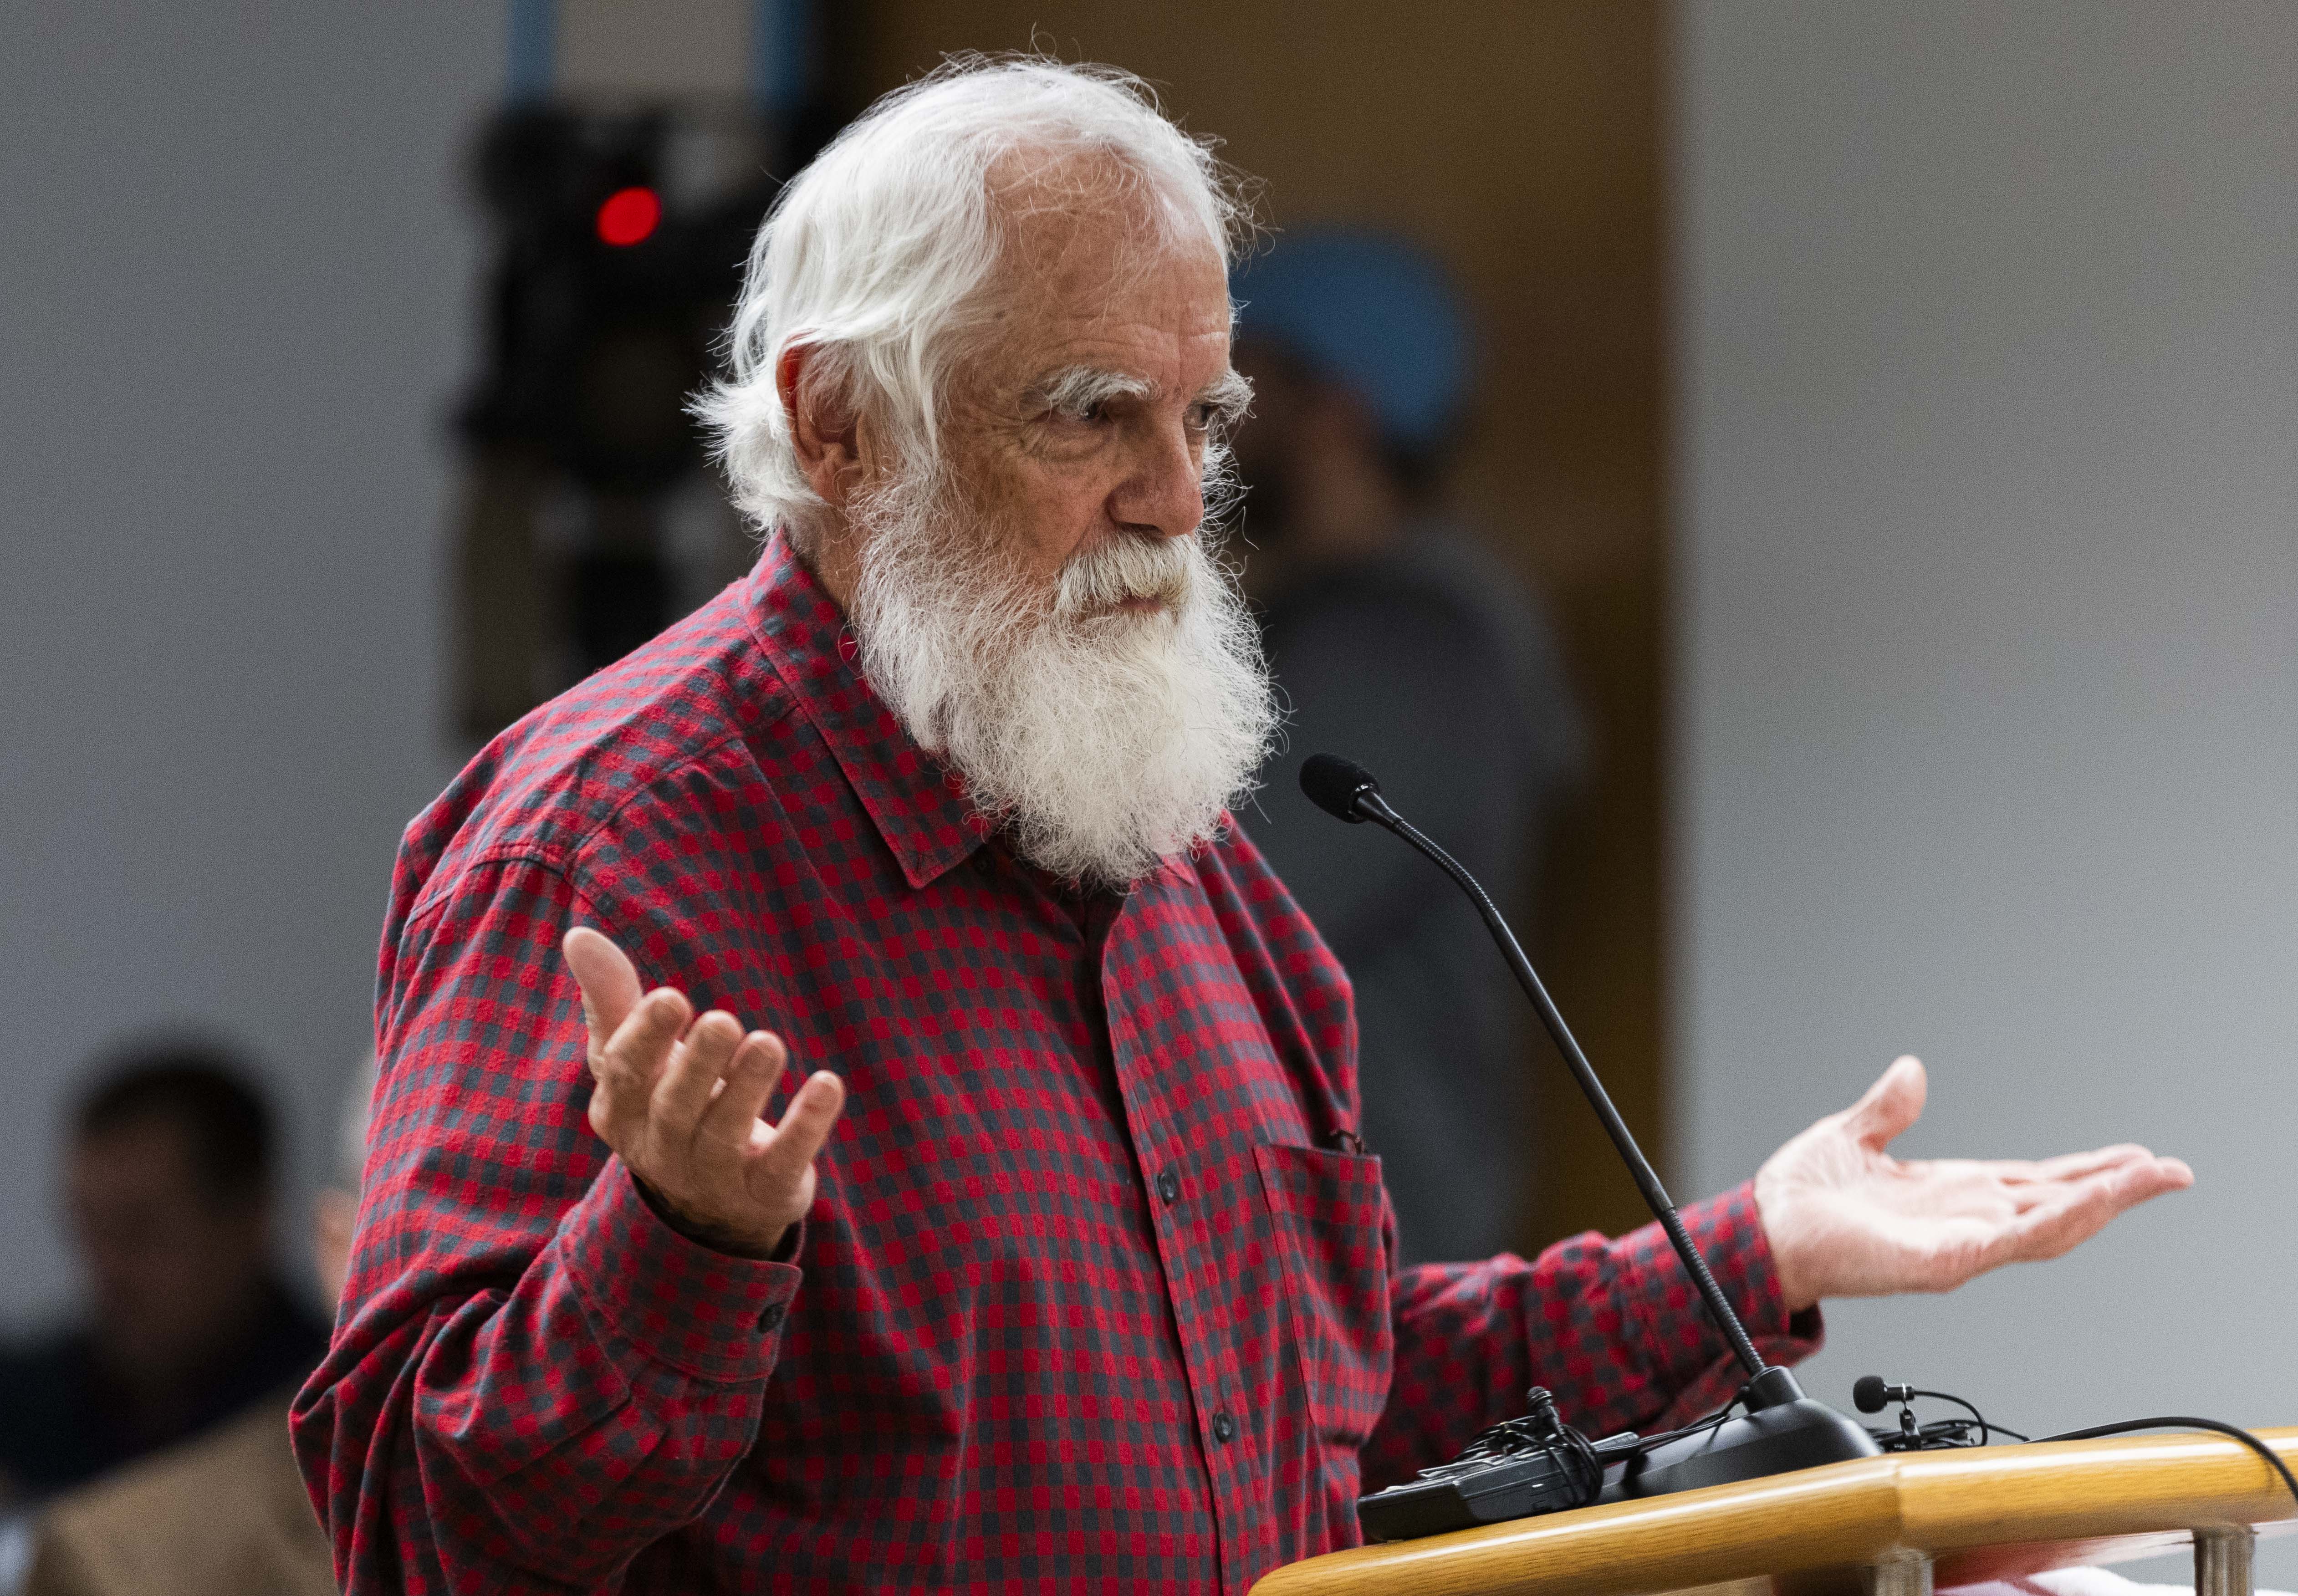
1753, 1056, 2193, 1311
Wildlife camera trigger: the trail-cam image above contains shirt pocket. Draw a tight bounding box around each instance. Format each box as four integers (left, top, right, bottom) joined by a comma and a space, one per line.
1252, 1141, 1393, 1453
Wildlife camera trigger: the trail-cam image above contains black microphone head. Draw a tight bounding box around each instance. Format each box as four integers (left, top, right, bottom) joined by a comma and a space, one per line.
1300, 754, 1382, 823
1852, 1376, 1891, 1414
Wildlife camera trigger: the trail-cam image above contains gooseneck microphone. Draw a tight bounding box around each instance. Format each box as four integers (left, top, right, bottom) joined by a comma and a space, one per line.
1301, 753, 1878, 1499
1299, 754, 1765, 1378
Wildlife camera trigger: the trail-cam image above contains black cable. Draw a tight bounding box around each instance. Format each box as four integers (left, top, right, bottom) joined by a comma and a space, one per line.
1856, 1389, 2292, 1514
1559, 1426, 1604, 1505
1904, 1388, 2017, 1445
2027, 1418, 2298, 1514
1872, 1417, 2017, 1452
1635, 1398, 1746, 1453
1445, 1406, 1608, 1508
1441, 1392, 1750, 1512
1874, 1389, 2027, 1450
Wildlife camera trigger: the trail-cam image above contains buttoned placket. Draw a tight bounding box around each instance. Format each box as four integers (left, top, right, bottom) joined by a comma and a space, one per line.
1096, 882, 1258, 1596
969, 843, 1256, 1582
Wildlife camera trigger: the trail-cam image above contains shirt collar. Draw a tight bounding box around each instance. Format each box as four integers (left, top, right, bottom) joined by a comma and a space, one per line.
743, 533, 993, 890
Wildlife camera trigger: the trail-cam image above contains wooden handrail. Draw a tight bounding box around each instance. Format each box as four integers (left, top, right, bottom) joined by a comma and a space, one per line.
1251, 1428, 2298, 1596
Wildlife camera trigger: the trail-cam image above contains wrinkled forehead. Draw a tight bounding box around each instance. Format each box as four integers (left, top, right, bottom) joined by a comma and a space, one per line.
970, 149, 1234, 372
988, 149, 1231, 294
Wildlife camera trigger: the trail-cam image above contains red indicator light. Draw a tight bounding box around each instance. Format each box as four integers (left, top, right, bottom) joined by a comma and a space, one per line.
596, 186, 661, 246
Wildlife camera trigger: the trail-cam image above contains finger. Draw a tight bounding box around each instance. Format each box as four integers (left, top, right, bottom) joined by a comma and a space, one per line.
1983, 1157, 2193, 1268
1998, 1148, 2172, 1212
2017, 1143, 2155, 1183
564, 928, 643, 1046
753, 1070, 846, 1189
1842, 1055, 1927, 1151
699, 1032, 788, 1148
1936, 1145, 2149, 1198
1994, 1143, 2151, 1194
1993, 1182, 2129, 1266
652, 1010, 746, 1140
590, 987, 692, 1141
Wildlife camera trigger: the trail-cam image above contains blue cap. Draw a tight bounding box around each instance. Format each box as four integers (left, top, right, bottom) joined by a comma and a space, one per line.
1230, 228, 1473, 454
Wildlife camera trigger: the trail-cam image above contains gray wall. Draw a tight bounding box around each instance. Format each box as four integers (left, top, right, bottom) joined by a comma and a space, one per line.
1675, 0, 2298, 1580
0, 8, 499, 1319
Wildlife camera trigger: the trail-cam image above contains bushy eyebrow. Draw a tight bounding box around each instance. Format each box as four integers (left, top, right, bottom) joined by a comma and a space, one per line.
1195, 368, 1254, 428
1029, 366, 1155, 418
1026, 365, 1254, 427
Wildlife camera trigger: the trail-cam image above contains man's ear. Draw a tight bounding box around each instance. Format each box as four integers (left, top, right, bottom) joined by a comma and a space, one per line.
780, 343, 865, 510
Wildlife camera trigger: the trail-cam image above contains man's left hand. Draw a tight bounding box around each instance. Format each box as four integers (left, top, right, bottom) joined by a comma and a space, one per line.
1754, 1056, 2193, 1312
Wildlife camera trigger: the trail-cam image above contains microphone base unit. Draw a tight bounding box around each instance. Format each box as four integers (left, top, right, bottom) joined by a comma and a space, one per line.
1359, 1370, 1881, 1540
1609, 1393, 1881, 1503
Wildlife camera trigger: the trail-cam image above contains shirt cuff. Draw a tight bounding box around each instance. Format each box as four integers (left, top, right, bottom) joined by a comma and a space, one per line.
559, 1156, 803, 1384
1623, 1180, 1826, 1426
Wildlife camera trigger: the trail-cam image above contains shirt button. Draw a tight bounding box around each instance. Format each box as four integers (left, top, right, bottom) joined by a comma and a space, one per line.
1156, 1168, 1180, 1205
1212, 1411, 1236, 1445
757, 1302, 786, 1333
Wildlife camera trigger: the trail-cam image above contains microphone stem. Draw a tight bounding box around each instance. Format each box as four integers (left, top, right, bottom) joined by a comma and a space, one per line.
1374, 807, 1770, 1383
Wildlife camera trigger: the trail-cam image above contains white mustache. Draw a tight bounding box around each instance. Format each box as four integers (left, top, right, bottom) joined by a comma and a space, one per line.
1054, 535, 1194, 617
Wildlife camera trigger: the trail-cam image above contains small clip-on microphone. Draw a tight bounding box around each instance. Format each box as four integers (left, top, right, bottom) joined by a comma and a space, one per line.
1854, 1376, 1917, 1414
1301, 754, 1879, 1524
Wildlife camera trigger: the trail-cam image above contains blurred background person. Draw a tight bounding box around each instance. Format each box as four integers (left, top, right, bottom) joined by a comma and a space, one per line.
0, 1045, 330, 1509
1232, 229, 1583, 1264
18, 1055, 374, 1596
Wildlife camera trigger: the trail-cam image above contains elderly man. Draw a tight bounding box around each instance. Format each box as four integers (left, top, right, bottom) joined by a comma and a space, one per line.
291, 59, 2191, 1595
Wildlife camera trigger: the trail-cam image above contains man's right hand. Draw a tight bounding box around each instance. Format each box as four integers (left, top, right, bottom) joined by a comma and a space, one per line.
563, 926, 846, 1259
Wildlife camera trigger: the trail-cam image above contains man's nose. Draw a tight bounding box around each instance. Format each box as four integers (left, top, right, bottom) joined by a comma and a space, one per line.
1108, 420, 1205, 540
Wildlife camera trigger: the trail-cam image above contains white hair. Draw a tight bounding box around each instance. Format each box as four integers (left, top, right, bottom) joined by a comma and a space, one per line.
696, 55, 1257, 542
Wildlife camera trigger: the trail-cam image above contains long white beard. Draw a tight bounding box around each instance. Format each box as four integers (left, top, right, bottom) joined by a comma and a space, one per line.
846, 470, 1277, 887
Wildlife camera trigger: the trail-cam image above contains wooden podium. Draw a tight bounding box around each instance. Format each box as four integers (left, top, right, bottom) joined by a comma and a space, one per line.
1253, 1429, 2298, 1596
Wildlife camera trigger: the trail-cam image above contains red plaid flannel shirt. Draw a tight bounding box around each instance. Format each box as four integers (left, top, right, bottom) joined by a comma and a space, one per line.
291, 535, 1819, 1594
